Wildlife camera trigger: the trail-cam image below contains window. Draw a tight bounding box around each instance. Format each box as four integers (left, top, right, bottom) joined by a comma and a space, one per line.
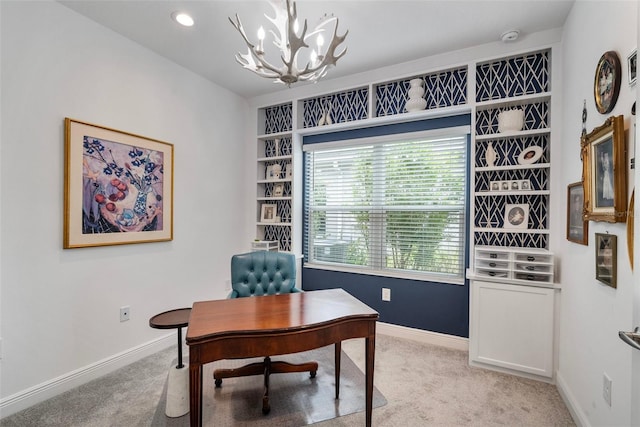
304, 128, 468, 284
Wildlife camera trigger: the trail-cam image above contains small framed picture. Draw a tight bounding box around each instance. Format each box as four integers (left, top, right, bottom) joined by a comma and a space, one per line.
260, 203, 277, 223
273, 183, 284, 197
510, 180, 520, 190
501, 181, 509, 191
503, 204, 529, 229
595, 233, 617, 288
285, 163, 292, 179
266, 164, 282, 180
490, 181, 500, 191
566, 182, 588, 245
520, 180, 531, 191
628, 49, 637, 86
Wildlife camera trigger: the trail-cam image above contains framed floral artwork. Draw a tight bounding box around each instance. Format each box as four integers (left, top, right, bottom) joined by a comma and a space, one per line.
580, 115, 626, 223
64, 118, 174, 248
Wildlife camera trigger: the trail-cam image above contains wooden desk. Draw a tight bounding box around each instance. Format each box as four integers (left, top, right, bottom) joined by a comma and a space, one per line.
186, 288, 379, 426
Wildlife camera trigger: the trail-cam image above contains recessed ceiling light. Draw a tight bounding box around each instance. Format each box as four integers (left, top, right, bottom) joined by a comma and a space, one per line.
500, 30, 520, 43
172, 11, 194, 27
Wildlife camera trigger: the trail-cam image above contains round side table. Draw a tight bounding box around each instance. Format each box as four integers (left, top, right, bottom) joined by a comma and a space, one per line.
149, 307, 191, 418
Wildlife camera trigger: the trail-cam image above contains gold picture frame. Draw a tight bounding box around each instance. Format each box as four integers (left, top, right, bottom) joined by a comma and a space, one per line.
567, 182, 588, 245
595, 233, 617, 288
64, 118, 174, 248
581, 115, 626, 223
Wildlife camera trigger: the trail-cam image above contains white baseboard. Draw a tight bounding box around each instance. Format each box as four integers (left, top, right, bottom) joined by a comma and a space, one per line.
0, 333, 174, 419
376, 322, 469, 351
556, 370, 590, 427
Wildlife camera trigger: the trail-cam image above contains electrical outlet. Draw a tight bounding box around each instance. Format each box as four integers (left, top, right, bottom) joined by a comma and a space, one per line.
120, 306, 130, 322
382, 288, 391, 301
603, 373, 612, 406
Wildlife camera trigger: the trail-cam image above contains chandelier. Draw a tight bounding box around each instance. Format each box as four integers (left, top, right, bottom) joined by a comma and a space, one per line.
229, 0, 348, 86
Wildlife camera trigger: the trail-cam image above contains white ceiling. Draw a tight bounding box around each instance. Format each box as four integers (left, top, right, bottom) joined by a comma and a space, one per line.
58, 0, 575, 99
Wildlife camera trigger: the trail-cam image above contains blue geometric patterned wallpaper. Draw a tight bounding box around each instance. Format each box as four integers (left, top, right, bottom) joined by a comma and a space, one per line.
476, 50, 549, 102
375, 67, 468, 117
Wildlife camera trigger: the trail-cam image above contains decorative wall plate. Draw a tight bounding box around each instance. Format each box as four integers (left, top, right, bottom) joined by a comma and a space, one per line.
594, 51, 621, 114
517, 146, 543, 165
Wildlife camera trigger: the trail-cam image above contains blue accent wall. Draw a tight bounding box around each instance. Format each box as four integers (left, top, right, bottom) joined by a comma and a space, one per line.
302, 115, 472, 338
302, 268, 470, 337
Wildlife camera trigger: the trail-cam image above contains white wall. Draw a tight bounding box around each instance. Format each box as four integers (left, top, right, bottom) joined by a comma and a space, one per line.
556, 1, 638, 426
0, 0, 252, 413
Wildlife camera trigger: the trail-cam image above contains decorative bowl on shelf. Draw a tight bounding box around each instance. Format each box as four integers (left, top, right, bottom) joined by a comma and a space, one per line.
497, 108, 524, 133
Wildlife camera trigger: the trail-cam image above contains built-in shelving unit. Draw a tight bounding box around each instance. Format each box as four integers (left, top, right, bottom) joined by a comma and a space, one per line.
468, 48, 557, 381
256, 104, 294, 252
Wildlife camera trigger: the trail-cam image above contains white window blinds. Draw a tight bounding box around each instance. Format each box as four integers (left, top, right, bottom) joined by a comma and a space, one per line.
304, 129, 468, 283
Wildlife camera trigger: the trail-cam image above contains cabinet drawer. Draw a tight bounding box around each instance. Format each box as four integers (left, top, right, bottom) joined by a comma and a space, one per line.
514, 272, 553, 283
477, 268, 510, 279
477, 259, 510, 270
476, 250, 510, 261
514, 253, 552, 264
514, 263, 552, 273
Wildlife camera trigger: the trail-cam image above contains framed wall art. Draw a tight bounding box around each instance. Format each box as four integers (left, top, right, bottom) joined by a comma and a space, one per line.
64, 118, 174, 248
628, 48, 637, 86
594, 51, 621, 114
566, 182, 588, 245
581, 115, 626, 222
503, 204, 529, 229
260, 203, 277, 223
595, 233, 617, 288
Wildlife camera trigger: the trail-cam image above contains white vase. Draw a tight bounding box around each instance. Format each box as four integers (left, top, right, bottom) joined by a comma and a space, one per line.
405, 78, 427, 112
485, 142, 497, 167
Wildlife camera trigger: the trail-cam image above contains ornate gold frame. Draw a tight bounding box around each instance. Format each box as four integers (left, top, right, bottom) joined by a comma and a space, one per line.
581, 115, 626, 223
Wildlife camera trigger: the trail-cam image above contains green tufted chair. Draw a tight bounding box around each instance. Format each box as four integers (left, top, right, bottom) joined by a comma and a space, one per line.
228, 250, 299, 298
213, 251, 318, 414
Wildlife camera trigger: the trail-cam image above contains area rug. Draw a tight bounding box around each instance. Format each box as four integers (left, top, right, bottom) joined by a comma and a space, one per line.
150, 345, 386, 426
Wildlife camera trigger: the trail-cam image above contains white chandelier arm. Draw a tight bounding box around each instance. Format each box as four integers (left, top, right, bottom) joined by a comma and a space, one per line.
229, 14, 286, 78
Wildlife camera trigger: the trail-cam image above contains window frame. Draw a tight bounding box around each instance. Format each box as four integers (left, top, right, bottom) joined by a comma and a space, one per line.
303, 126, 470, 286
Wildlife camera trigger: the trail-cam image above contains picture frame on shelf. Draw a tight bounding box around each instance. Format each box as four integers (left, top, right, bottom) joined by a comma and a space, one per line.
595, 233, 617, 288
520, 179, 531, 190
285, 163, 292, 179
260, 203, 277, 223
503, 204, 529, 229
566, 182, 588, 245
517, 146, 543, 165
501, 181, 509, 191
63, 118, 174, 249
628, 49, 637, 86
581, 115, 626, 222
510, 180, 520, 190
273, 183, 284, 197
266, 163, 282, 180
490, 181, 500, 191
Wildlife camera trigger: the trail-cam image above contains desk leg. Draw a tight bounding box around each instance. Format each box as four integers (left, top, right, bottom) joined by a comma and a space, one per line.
365, 335, 375, 427
189, 361, 202, 427
334, 341, 341, 399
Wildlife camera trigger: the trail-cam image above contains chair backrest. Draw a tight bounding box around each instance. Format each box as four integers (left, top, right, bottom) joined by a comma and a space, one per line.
229, 251, 299, 298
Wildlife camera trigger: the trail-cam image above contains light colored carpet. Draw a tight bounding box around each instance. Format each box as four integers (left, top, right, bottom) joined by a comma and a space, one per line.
150, 345, 386, 426
0, 333, 575, 426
